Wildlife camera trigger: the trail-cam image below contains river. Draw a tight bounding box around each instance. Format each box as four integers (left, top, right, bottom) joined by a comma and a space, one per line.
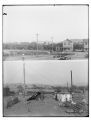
3, 60, 88, 86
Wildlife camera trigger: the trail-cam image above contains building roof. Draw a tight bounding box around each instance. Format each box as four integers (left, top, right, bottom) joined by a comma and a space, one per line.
61, 39, 88, 44
70, 39, 88, 43
62, 39, 73, 43
70, 39, 83, 43
56, 39, 88, 45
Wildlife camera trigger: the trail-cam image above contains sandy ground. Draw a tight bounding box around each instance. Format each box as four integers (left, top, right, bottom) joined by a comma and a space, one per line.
3, 93, 88, 117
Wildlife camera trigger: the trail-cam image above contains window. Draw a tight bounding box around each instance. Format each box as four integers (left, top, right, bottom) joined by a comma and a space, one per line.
64, 42, 66, 45
68, 42, 70, 45
85, 42, 87, 45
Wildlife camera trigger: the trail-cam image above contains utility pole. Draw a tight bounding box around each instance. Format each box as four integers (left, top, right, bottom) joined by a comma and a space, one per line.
67, 82, 68, 89
36, 33, 39, 55
51, 37, 53, 53
71, 70, 73, 88
22, 54, 26, 98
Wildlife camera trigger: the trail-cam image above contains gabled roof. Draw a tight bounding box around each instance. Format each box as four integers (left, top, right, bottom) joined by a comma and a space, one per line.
70, 39, 83, 43
70, 39, 88, 43
61, 39, 72, 43
58, 39, 88, 44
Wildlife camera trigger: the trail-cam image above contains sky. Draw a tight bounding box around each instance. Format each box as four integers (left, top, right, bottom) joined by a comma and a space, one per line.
3, 5, 88, 43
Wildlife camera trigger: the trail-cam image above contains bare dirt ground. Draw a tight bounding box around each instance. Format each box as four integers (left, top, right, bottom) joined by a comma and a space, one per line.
3, 93, 88, 117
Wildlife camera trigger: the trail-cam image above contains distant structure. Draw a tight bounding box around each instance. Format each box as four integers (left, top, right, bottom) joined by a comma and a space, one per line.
3, 38, 88, 55
62, 39, 73, 52
56, 39, 88, 52
83, 39, 88, 51
56, 39, 73, 52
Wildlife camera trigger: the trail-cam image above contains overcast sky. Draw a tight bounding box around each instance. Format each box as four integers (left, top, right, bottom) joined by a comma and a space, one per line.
3, 5, 88, 43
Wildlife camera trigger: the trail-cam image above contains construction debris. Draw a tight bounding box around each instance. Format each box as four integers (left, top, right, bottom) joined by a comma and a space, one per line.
6, 96, 20, 108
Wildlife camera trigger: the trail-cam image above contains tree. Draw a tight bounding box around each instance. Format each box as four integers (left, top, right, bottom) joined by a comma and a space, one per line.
73, 43, 84, 51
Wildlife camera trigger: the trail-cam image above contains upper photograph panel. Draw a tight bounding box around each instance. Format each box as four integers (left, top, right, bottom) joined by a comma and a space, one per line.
3, 5, 88, 61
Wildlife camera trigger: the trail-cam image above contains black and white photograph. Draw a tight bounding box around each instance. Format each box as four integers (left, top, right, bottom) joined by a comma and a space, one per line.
2, 4, 89, 117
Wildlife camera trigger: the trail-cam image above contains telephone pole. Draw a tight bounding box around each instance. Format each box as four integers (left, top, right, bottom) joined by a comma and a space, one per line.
67, 81, 68, 89
51, 37, 53, 53
71, 70, 73, 88
22, 54, 26, 98
36, 33, 39, 55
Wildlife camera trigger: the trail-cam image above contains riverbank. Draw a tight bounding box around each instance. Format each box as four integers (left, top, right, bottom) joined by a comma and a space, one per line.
3, 52, 88, 61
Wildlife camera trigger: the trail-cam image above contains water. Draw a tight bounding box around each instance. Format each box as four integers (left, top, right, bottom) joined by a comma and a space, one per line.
3, 60, 88, 86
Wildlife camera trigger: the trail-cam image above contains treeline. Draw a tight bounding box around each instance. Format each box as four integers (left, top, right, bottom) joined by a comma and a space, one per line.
3, 42, 57, 51
3, 42, 84, 51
